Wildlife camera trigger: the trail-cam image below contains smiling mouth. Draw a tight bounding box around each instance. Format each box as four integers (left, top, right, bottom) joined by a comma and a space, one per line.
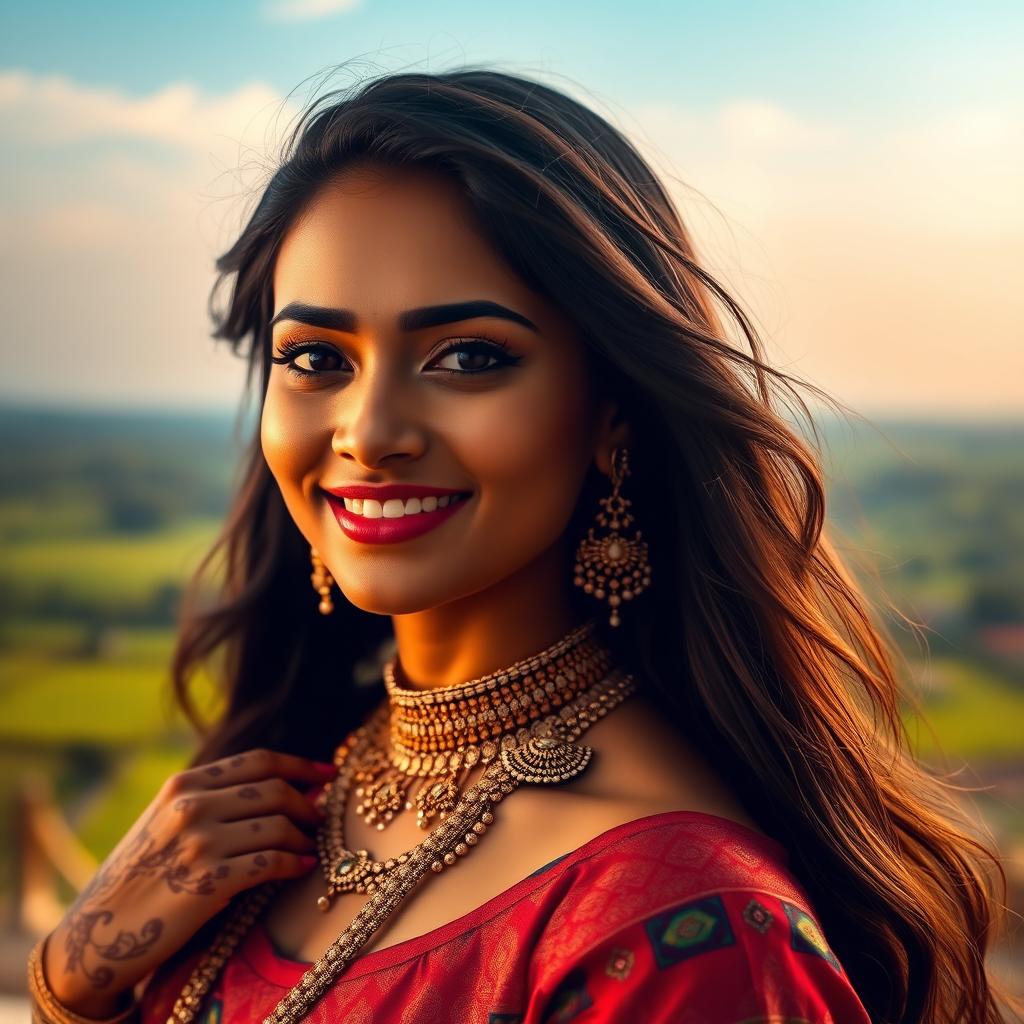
323, 490, 474, 546
339, 492, 473, 519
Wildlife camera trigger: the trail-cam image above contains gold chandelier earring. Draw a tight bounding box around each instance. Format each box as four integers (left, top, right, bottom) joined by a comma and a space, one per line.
310, 546, 335, 615
573, 446, 651, 627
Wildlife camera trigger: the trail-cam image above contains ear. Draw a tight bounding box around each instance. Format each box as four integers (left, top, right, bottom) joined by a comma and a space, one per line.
591, 397, 632, 477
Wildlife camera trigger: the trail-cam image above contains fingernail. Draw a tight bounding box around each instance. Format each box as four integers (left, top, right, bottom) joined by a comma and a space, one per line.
299, 855, 318, 869
313, 762, 337, 776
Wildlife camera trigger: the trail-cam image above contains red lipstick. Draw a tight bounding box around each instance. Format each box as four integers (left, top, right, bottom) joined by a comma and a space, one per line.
321, 484, 473, 545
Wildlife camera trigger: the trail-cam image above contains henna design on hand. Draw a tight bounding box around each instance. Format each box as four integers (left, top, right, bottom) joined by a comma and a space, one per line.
238, 786, 260, 799
60, 804, 231, 987
64, 912, 163, 989
205, 765, 224, 777
125, 835, 222, 895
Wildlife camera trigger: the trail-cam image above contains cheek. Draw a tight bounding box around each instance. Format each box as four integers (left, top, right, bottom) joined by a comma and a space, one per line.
456, 368, 594, 550
260, 387, 328, 532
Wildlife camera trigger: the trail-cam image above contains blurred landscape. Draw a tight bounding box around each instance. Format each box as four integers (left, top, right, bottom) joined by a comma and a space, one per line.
0, 404, 1021, 994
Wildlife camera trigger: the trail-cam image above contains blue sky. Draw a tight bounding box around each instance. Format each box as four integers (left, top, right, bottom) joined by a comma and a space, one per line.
5, 0, 1021, 115
1, 0, 1021, 415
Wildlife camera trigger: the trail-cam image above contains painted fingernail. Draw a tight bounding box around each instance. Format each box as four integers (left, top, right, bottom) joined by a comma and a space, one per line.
313, 762, 337, 775
299, 855, 318, 869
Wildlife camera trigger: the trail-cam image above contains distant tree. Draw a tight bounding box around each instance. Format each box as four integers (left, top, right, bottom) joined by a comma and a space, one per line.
106, 492, 169, 532
147, 581, 184, 625
965, 582, 1024, 627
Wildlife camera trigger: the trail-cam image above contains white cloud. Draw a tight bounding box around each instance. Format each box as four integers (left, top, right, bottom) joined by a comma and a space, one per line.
263, 0, 363, 21
0, 71, 300, 410
0, 69, 287, 154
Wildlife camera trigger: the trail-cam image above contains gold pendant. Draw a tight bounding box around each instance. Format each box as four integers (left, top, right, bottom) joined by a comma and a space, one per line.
413, 774, 460, 827
499, 734, 593, 784
356, 773, 410, 829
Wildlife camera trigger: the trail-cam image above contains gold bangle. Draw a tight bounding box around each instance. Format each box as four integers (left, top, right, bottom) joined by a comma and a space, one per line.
27, 937, 139, 1024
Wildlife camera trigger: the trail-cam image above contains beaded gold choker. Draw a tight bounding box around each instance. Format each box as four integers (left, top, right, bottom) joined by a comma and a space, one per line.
354, 619, 611, 831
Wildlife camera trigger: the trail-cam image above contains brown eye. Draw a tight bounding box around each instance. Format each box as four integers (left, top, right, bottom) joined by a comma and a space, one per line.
270, 341, 348, 377
293, 347, 343, 373
427, 339, 521, 375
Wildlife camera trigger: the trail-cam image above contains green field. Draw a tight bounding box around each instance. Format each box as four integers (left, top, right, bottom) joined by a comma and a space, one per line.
1, 517, 222, 611
902, 659, 1024, 761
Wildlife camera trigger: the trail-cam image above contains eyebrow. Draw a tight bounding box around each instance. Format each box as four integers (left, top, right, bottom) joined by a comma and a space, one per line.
268, 299, 539, 334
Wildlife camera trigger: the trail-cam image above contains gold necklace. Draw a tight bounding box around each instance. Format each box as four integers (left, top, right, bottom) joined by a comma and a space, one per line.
315, 636, 621, 909
353, 618, 610, 832
166, 662, 637, 1024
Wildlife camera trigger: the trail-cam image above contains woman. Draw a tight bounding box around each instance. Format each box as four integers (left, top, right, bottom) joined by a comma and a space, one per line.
29, 68, 1017, 1024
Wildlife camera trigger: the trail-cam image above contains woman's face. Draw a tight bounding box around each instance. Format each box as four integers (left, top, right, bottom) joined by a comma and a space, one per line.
263, 161, 622, 616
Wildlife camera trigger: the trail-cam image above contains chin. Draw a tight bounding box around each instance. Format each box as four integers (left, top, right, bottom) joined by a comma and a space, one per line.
336, 565, 506, 618
335, 578, 455, 617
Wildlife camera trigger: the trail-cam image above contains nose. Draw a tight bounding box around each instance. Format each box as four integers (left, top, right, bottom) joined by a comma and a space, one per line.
329, 361, 428, 468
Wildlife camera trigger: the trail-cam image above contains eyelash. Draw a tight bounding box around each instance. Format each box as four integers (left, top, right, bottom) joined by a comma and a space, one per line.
269, 336, 523, 380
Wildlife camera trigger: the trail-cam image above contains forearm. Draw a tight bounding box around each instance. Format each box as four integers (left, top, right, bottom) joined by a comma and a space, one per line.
29, 935, 138, 1024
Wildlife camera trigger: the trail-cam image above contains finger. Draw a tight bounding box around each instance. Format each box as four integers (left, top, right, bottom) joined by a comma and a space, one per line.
226, 850, 320, 889
184, 748, 337, 791
212, 777, 326, 829
217, 815, 317, 858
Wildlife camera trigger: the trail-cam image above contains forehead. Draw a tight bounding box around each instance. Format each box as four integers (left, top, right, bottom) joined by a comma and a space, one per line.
273, 163, 531, 313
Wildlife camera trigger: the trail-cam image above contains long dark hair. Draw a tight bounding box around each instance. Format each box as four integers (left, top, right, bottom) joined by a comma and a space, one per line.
171, 67, 1018, 1023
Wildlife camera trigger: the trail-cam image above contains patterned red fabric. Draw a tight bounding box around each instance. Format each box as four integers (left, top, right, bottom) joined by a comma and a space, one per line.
140, 810, 871, 1023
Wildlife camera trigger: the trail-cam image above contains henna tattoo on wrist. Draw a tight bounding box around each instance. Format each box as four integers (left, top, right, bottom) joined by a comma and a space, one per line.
64, 911, 163, 989
60, 803, 231, 987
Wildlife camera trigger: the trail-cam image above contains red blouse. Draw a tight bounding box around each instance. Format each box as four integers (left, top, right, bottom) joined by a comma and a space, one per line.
141, 810, 871, 1023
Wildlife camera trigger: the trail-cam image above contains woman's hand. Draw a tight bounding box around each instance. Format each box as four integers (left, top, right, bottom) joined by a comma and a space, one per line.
40, 748, 336, 1018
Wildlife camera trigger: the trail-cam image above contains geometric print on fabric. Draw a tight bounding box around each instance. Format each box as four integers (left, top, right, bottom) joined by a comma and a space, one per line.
742, 896, 775, 934
643, 893, 736, 970
781, 900, 842, 974
541, 966, 593, 1022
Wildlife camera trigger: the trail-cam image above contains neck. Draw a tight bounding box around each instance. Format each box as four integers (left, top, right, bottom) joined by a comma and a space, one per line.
389, 540, 585, 690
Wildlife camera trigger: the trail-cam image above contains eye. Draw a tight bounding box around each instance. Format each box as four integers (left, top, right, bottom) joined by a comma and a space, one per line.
426, 338, 522, 375
270, 340, 348, 378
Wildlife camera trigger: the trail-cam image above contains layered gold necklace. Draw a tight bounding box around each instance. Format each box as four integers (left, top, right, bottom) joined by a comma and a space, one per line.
167, 619, 636, 1024
316, 618, 614, 907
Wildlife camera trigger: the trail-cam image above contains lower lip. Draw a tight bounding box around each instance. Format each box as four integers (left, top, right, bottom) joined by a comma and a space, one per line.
325, 493, 473, 545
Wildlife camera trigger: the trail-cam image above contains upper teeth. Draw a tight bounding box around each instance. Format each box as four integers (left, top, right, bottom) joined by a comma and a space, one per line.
342, 494, 465, 518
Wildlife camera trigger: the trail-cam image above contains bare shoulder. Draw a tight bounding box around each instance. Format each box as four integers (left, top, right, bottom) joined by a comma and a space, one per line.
502, 691, 766, 845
